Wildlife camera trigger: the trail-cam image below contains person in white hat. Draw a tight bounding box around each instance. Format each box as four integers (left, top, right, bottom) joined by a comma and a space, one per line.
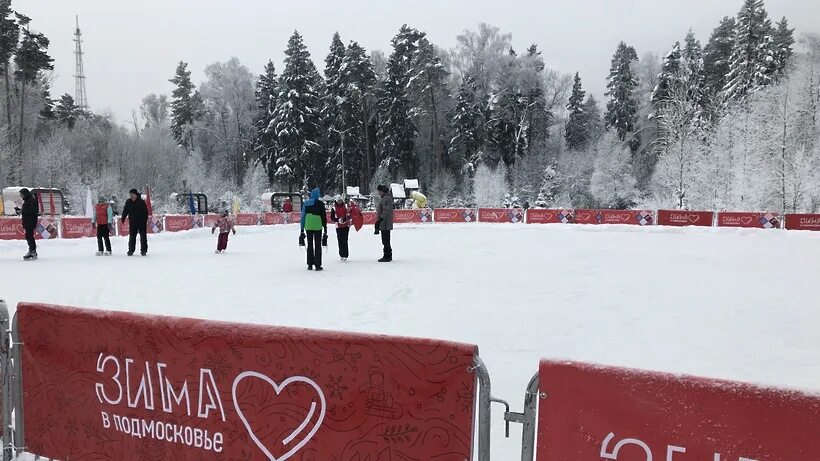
329, 194, 351, 261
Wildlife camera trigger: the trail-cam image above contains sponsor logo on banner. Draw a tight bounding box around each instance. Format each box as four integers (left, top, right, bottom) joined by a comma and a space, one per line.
784, 214, 820, 231
264, 212, 286, 225
718, 212, 780, 229
536, 360, 819, 461
434, 208, 477, 223
362, 211, 378, 225
18, 304, 477, 461
61, 217, 96, 239
657, 210, 714, 227
234, 214, 260, 226
164, 215, 194, 233
478, 208, 524, 223
0, 217, 24, 239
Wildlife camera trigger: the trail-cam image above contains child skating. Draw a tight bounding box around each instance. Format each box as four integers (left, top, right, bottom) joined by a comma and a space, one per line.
212, 211, 236, 253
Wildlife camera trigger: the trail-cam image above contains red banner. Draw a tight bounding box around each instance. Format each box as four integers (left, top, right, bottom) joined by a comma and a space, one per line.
263, 212, 287, 225
233, 213, 261, 226
434, 208, 477, 223
61, 217, 95, 239
526, 209, 574, 224
536, 360, 820, 461
362, 211, 378, 226
478, 208, 525, 223
0, 217, 59, 240
657, 210, 714, 227
717, 212, 780, 229
784, 214, 820, 231
119, 217, 163, 236
17, 303, 477, 461
164, 215, 194, 233
393, 209, 433, 224
204, 214, 220, 228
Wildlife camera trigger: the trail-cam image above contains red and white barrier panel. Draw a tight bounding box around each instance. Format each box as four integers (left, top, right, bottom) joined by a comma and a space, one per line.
263, 212, 286, 225
434, 208, 478, 223
16, 303, 478, 461
536, 360, 819, 461
479, 208, 525, 223
119, 216, 163, 236
233, 213, 261, 226
61, 217, 95, 239
657, 210, 714, 227
784, 214, 820, 231
526, 209, 574, 224
393, 208, 433, 224
569, 209, 654, 225
164, 215, 204, 233
717, 211, 780, 229
0, 217, 59, 240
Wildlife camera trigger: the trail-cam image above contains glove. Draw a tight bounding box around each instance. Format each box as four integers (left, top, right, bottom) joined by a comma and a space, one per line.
322, 233, 328, 247
212, 228, 215, 234
232, 229, 236, 235
299, 232, 306, 247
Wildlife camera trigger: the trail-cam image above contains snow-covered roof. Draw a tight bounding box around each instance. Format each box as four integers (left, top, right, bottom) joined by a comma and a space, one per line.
390, 183, 406, 198
403, 179, 419, 189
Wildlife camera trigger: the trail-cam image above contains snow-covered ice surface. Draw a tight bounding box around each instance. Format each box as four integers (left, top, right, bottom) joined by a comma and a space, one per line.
1, 223, 819, 459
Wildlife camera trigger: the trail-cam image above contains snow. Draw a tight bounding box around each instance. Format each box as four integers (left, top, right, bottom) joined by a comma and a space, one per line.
1, 223, 819, 458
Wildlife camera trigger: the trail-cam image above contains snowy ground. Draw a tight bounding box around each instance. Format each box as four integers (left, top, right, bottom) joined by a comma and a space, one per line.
1, 223, 819, 459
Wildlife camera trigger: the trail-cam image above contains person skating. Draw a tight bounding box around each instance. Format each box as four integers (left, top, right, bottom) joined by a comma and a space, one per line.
375, 185, 394, 262
121, 188, 149, 256
299, 188, 328, 271
330, 195, 351, 261
93, 196, 114, 256
18, 188, 39, 261
212, 211, 236, 253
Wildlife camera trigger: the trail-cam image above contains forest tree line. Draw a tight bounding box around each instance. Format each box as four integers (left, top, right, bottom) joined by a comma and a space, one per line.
0, 0, 818, 214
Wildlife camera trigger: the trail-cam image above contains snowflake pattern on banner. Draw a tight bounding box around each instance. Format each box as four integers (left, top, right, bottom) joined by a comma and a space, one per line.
509, 210, 525, 223
638, 211, 653, 226
150, 217, 163, 234
760, 213, 780, 229
36, 221, 58, 239
420, 209, 432, 222
558, 210, 574, 224
463, 210, 476, 222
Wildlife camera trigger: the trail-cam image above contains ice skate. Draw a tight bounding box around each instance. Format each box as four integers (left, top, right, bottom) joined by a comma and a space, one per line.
96, 251, 104, 256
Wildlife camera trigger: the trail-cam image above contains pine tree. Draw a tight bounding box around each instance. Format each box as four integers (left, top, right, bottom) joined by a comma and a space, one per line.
55, 94, 81, 129
336, 41, 376, 190
521, 44, 549, 155
681, 30, 708, 129
583, 95, 604, 142
254, 60, 278, 175
771, 17, 795, 76
321, 32, 346, 188
0, 0, 18, 130
271, 30, 324, 190
377, 25, 424, 177
703, 16, 735, 106
488, 47, 526, 167
724, 0, 776, 103
408, 35, 450, 173
565, 72, 589, 150
40, 79, 54, 120
605, 41, 640, 152
651, 42, 682, 116
450, 73, 487, 170
169, 61, 196, 150
14, 13, 53, 152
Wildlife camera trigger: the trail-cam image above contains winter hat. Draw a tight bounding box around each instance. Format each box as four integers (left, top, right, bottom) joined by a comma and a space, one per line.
377, 185, 389, 193
129, 188, 140, 197
334, 195, 343, 202
19, 188, 31, 198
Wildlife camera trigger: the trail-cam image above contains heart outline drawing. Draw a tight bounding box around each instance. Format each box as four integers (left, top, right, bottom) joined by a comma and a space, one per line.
688, 214, 700, 224
232, 372, 327, 461
740, 216, 753, 225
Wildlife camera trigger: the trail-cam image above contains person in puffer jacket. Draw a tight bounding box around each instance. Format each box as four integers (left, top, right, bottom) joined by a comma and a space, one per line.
299, 188, 327, 271
92, 196, 114, 256
211, 211, 236, 254
330, 195, 351, 261
19, 188, 39, 260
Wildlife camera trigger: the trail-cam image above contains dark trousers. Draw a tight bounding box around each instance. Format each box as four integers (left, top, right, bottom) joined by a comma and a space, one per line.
97, 224, 112, 252
128, 224, 148, 255
381, 230, 392, 260
336, 227, 350, 258
306, 230, 322, 268
216, 232, 229, 251
24, 226, 36, 252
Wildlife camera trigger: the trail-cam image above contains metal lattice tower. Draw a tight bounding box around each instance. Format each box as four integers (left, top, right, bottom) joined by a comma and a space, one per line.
73, 15, 88, 110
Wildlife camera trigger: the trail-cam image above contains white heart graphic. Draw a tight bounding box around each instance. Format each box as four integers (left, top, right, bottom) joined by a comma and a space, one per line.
741, 216, 753, 225
232, 372, 326, 461
689, 214, 700, 224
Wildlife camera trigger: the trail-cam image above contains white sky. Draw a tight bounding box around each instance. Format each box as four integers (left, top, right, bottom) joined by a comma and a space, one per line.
22, 0, 820, 124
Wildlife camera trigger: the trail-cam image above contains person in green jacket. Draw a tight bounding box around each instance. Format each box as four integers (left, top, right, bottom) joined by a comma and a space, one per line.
299, 188, 328, 271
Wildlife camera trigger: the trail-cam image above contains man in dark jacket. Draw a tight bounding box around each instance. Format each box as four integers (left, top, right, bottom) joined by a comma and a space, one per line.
299, 188, 328, 271
121, 188, 149, 256
375, 185, 394, 262
18, 188, 39, 260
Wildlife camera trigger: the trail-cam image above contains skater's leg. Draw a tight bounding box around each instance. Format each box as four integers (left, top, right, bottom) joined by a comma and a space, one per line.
337, 227, 349, 258
381, 230, 392, 261
24, 227, 36, 253
218, 233, 228, 251
139, 225, 148, 255
312, 231, 323, 268
96, 225, 105, 253
103, 225, 112, 252
128, 229, 137, 254
306, 230, 317, 267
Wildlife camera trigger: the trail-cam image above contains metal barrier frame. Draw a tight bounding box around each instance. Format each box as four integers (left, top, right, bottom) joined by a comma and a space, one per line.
493, 371, 541, 461
0, 301, 12, 461
472, 356, 492, 461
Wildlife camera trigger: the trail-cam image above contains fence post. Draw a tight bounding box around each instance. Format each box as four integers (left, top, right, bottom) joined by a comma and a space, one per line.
0, 300, 10, 461
10, 311, 23, 456
471, 356, 492, 461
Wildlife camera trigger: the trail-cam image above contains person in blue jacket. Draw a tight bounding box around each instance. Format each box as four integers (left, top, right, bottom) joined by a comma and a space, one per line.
299, 188, 328, 271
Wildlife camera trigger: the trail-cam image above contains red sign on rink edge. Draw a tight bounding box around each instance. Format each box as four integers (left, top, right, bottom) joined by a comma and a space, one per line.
164, 215, 194, 232
536, 360, 820, 461
717, 211, 780, 229
61, 217, 96, 238
784, 214, 820, 231
478, 208, 524, 223
233, 213, 260, 226
657, 210, 714, 227
18, 303, 477, 461
434, 208, 477, 223
0, 217, 59, 240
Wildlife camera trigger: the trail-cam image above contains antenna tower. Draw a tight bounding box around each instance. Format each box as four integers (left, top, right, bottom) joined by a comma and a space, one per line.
73, 15, 88, 110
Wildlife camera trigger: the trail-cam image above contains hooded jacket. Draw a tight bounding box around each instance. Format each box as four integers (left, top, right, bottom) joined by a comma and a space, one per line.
376, 192, 394, 231
122, 195, 149, 227
19, 188, 39, 230
330, 202, 350, 228
300, 188, 327, 232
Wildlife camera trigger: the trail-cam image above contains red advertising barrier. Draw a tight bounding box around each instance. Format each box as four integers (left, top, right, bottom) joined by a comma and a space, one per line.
536, 360, 820, 461
204, 214, 220, 228
657, 210, 714, 227
61, 217, 95, 239
478, 208, 525, 223
717, 211, 780, 229
434, 208, 478, 223
0, 217, 59, 240
164, 215, 194, 233
526, 209, 574, 224
784, 214, 820, 231
263, 212, 287, 225
119, 216, 163, 236
17, 303, 477, 461
393, 208, 433, 224
233, 213, 261, 226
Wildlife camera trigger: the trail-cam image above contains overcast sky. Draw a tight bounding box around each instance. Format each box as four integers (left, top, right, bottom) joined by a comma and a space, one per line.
22, 0, 820, 124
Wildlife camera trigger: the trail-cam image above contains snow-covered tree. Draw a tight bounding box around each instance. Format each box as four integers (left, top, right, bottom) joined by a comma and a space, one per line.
241, 162, 268, 211
321, 32, 346, 188
605, 42, 640, 153
473, 162, 508, 207
254, 60, 278, 174
651, 42, 682, 117
271, 31, 324, 190
338, 41, 377, 190
450, 73, 487, 170
55, 94, 81, 129
771, 17, 795, 77
408, 36, 450, 176
703, 16, 736, 109
590, 131, 639, 208
724, 0, 776, 103
140, 93, 169, 129
169, 61, 197, 150
565, 72, 589, 150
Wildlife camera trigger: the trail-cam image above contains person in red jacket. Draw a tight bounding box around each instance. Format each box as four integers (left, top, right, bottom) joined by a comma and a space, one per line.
329, 195, 350, 261
92, 197, 114, 256
282, 197, 294, 213
212, 211, 236, 254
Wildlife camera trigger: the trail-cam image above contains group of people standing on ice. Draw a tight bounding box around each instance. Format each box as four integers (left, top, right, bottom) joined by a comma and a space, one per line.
298, 184, 394, 271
